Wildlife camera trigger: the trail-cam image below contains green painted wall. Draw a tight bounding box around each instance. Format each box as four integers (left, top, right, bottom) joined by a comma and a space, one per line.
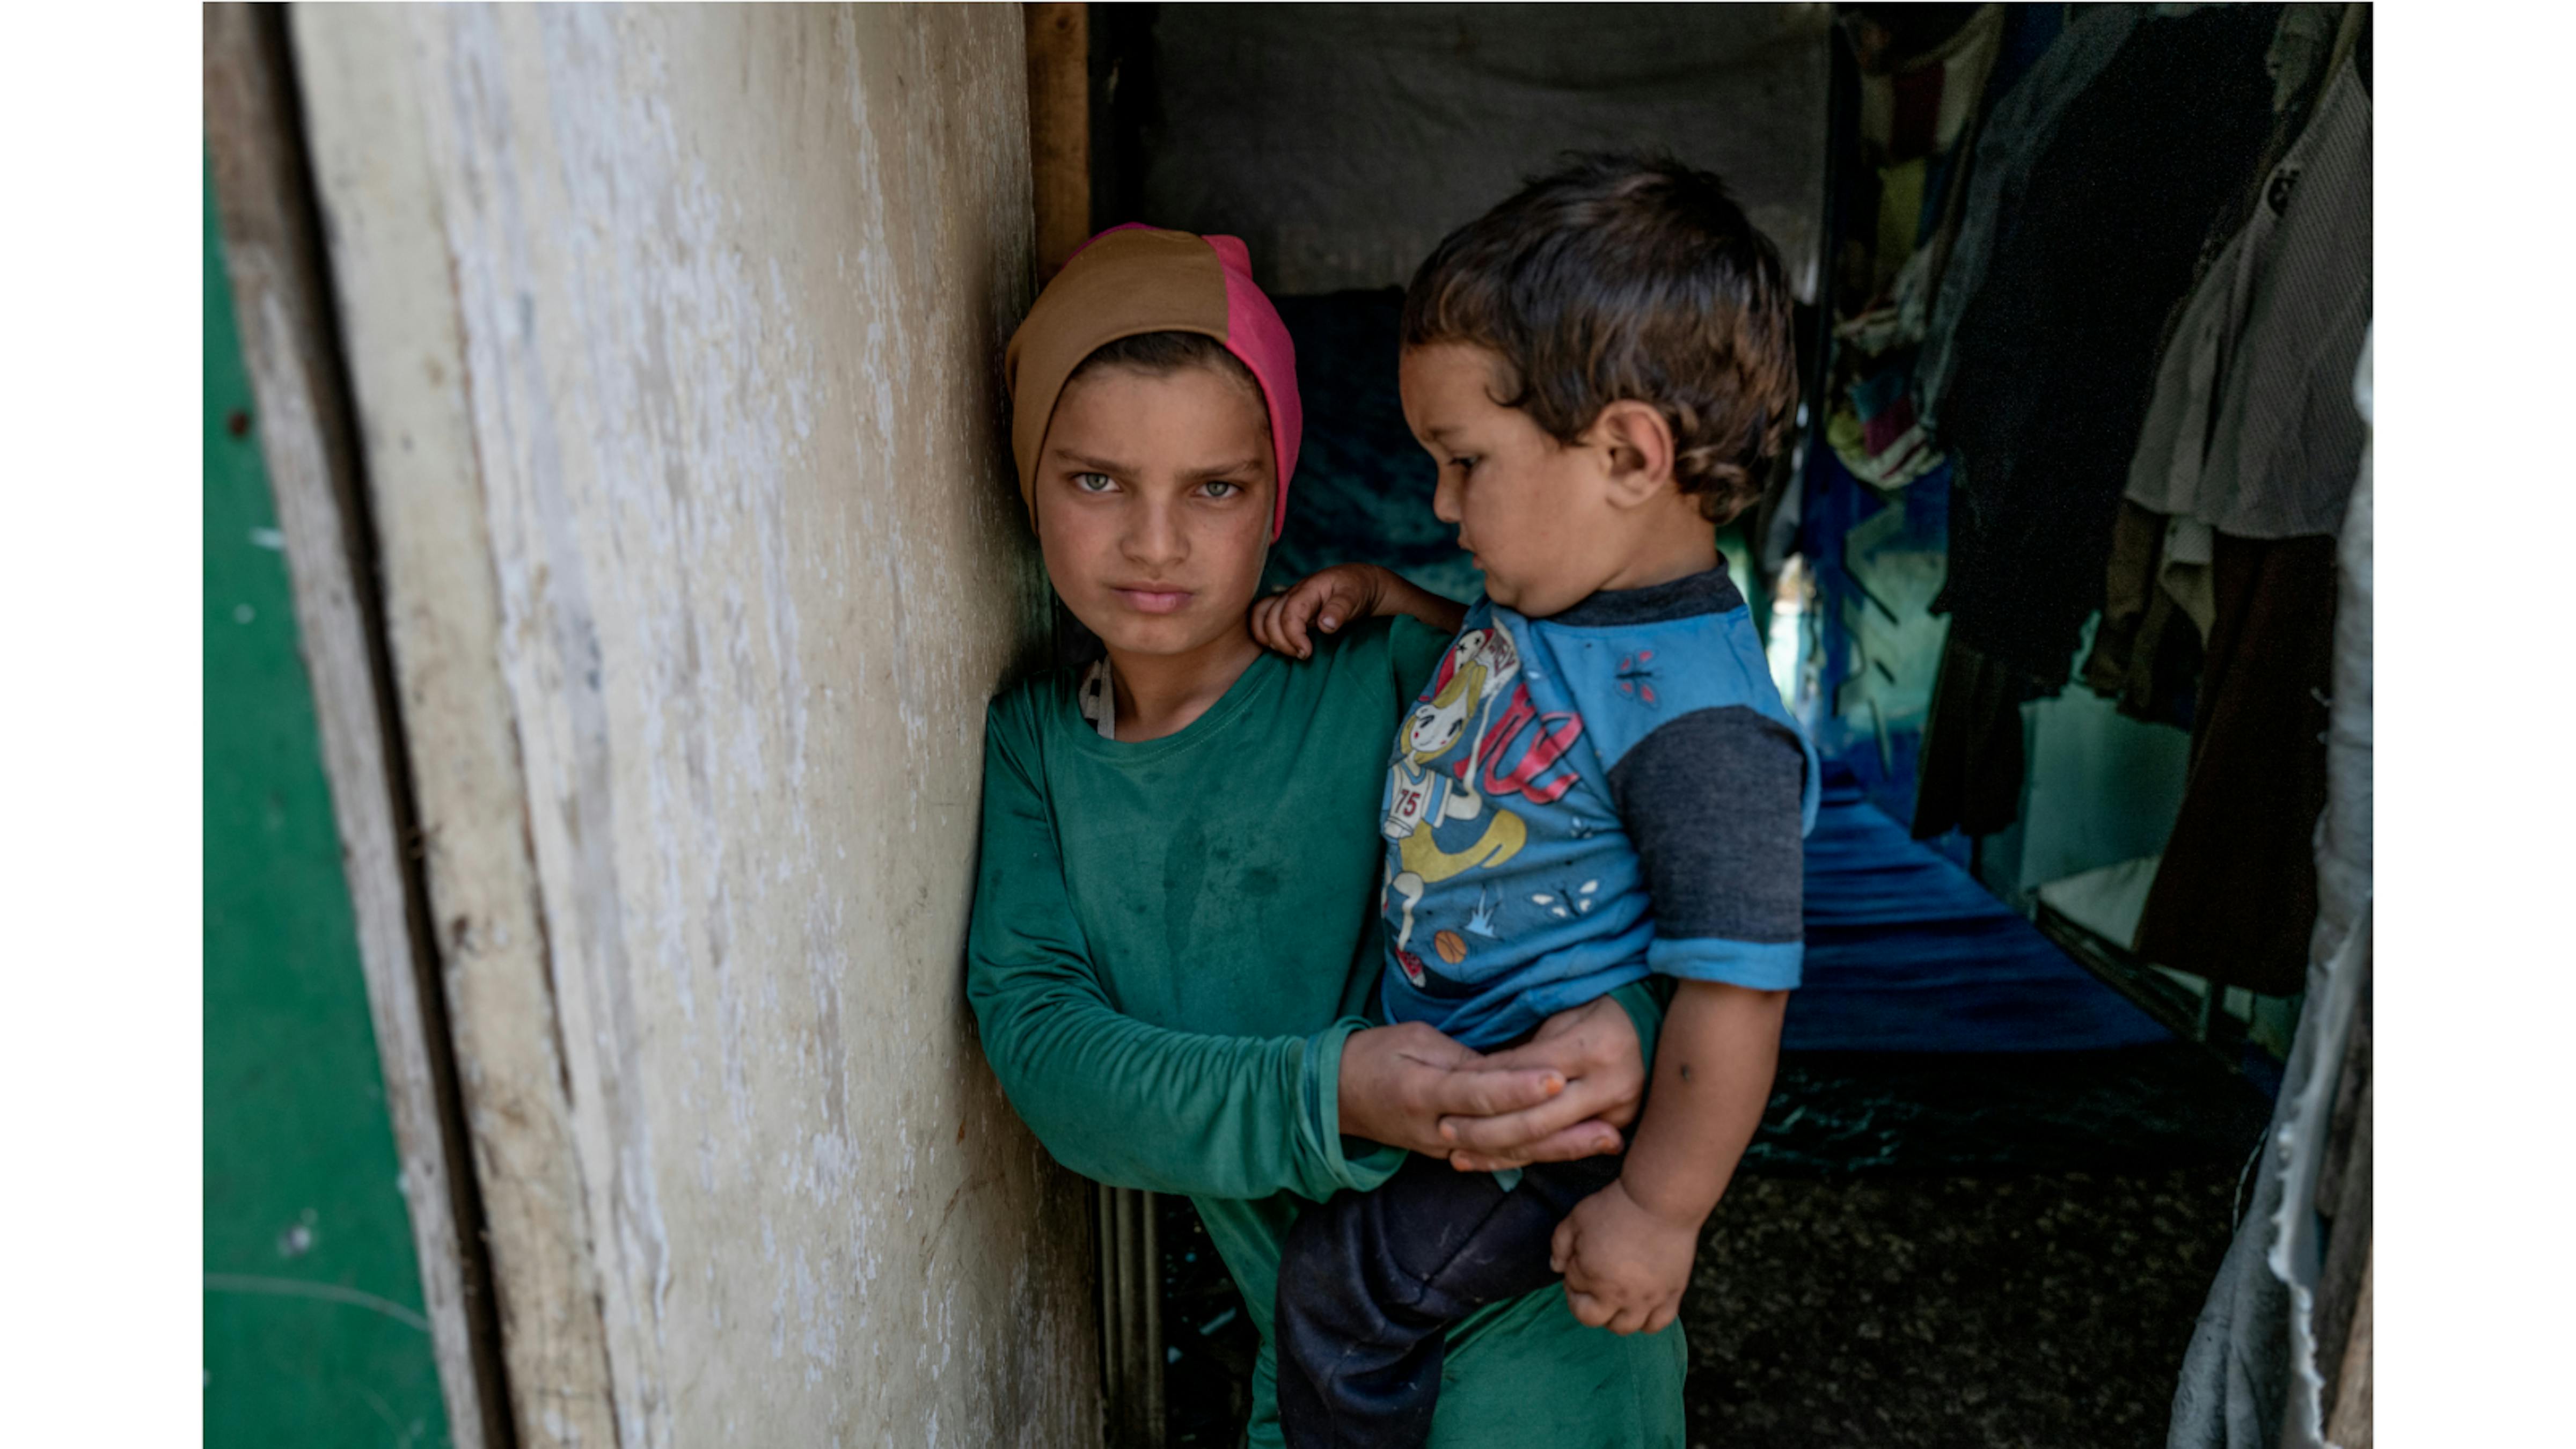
203, 162, 453, 1449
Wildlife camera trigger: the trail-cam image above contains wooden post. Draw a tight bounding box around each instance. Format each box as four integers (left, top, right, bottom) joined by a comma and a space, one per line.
1025, 2, 1092, 281
201, 9, 510, 1447
288, 8, 1099, 1441
2326, 1245, 2372, 1448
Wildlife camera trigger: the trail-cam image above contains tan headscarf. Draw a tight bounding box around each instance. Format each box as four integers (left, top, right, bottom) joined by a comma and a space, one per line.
1003, 224, 1302, 538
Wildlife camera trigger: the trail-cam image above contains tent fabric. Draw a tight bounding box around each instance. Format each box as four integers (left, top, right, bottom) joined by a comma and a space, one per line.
1136, 4, 1831, 297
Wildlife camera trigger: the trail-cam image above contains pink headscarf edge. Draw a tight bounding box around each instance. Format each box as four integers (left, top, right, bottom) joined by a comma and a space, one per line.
1201, 233, 1302, 540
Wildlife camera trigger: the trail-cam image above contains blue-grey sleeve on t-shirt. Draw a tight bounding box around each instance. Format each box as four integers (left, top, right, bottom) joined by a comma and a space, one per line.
1604, 704, 1808, 989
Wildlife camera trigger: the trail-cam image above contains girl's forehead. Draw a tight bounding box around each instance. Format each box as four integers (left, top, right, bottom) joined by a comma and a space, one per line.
1052, 366, 1272, 456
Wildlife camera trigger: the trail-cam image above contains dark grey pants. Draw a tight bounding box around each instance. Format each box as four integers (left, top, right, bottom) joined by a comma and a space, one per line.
1274, 1147, 1627, 1448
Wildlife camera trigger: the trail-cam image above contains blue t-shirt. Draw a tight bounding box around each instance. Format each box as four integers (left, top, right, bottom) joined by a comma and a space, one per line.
1377, 568, 1820, 1048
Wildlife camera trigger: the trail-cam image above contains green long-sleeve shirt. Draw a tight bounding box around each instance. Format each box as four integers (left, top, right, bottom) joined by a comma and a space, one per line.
965, 616, 1686, 1448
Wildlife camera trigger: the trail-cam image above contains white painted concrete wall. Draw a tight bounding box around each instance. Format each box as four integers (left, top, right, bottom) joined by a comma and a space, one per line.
292, 8, 1097, 1445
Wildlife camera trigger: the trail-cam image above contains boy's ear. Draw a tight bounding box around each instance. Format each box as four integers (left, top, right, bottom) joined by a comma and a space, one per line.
1586, 401, 1677, 507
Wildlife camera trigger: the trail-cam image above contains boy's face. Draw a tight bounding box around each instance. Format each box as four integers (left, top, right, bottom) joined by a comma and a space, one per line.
1035, 364, 1275, 662
1399, 342, 1636, 619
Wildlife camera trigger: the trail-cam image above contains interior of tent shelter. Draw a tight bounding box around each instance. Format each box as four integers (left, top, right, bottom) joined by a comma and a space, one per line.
1036, 6, 2376, 1445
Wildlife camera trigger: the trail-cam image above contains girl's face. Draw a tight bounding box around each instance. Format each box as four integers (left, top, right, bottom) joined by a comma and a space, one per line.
1035, 364, 1276, 663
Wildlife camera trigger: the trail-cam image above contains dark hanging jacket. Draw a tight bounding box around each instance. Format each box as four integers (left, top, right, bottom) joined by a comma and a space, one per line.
1928, 2, 2280, 685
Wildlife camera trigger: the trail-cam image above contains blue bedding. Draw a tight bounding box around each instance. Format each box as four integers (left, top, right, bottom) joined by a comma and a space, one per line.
1785, 767, 2170, 1053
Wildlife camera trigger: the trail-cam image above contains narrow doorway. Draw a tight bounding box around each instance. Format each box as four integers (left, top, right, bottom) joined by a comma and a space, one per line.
1033, 5, 2359, 1443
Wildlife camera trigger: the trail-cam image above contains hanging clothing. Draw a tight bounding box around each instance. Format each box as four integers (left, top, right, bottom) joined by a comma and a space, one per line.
2166, 328, 2373, 1449
2096, 6, 2362, 712
2127, 58, 2373, 541
1852, 3, 2010, 305
2296, 327, 2375, 1445
1856, 4, 2007, 166
2169, 3, 2357, 327
1927, 2, 2280, 686
1822, 6, 2016, 493
1913, 4, 2146, 432
2132, 531, 2337, 996
1825, 356, 1944, 489
2309, 329, 2373, 977
2265, 4, 2351, 116
2080, 500, 2203, 728
2161, 515, 2219, 639
1908, 635, 2046, 840
2307, 986, 2372, 1428
2167, 909, 2371, 1449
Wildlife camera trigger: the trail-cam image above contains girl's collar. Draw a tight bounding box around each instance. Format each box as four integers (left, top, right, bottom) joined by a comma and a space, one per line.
1066, 647, 1279, 756
1077, 658, 1118, 741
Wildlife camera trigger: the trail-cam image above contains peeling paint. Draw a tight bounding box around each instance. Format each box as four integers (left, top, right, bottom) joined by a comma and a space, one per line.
307, 5, 1094, 1445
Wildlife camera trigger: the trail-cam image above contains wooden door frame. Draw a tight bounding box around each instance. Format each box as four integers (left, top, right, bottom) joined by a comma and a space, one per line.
202, 9, 513, 1447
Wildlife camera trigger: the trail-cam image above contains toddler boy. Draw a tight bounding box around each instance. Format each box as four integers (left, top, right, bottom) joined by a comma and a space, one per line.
1260, 155, 1818, 1448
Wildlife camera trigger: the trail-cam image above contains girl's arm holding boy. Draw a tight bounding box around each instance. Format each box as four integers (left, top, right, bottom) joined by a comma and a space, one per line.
968, 698, 1660, 1197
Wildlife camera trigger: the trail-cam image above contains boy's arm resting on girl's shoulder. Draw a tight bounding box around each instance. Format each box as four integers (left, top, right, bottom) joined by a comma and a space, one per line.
963, 702, 1394, 1204
1251, 561, 1467, 660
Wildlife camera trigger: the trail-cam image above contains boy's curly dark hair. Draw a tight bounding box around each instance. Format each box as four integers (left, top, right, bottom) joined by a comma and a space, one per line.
1400, 154, 1801, 523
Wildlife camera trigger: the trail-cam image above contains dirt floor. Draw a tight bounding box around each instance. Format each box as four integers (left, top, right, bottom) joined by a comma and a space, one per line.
1682, 1167, 2238, 1449
1163, 1043, 2271, 1447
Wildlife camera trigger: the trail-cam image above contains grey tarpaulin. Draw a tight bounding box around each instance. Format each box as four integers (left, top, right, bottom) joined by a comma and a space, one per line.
1134, 4, 1831, 298
2166, 326, 2372, 1449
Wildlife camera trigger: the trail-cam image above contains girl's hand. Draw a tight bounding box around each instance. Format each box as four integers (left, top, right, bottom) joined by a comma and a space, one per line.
1438, 995, 1648, 1171
1251, 564, 1466, 659
1549, 1178, 1699, 1336
1337, 1021, 1579, 1159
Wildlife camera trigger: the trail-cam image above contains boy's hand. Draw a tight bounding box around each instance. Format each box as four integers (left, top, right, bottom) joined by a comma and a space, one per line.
1251, 564, 1399, 660
1543, 982, 1781, 1331
1251, 563, 1466, 658
1550, 1179, 1700, 1337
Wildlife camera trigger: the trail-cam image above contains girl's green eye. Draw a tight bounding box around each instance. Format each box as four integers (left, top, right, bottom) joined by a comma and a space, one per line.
1203, 480, 1240, 500
1074, 472, 1115, 493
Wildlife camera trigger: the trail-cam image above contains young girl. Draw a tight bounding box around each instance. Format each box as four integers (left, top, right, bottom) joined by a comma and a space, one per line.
964, 224, 1689, 1446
